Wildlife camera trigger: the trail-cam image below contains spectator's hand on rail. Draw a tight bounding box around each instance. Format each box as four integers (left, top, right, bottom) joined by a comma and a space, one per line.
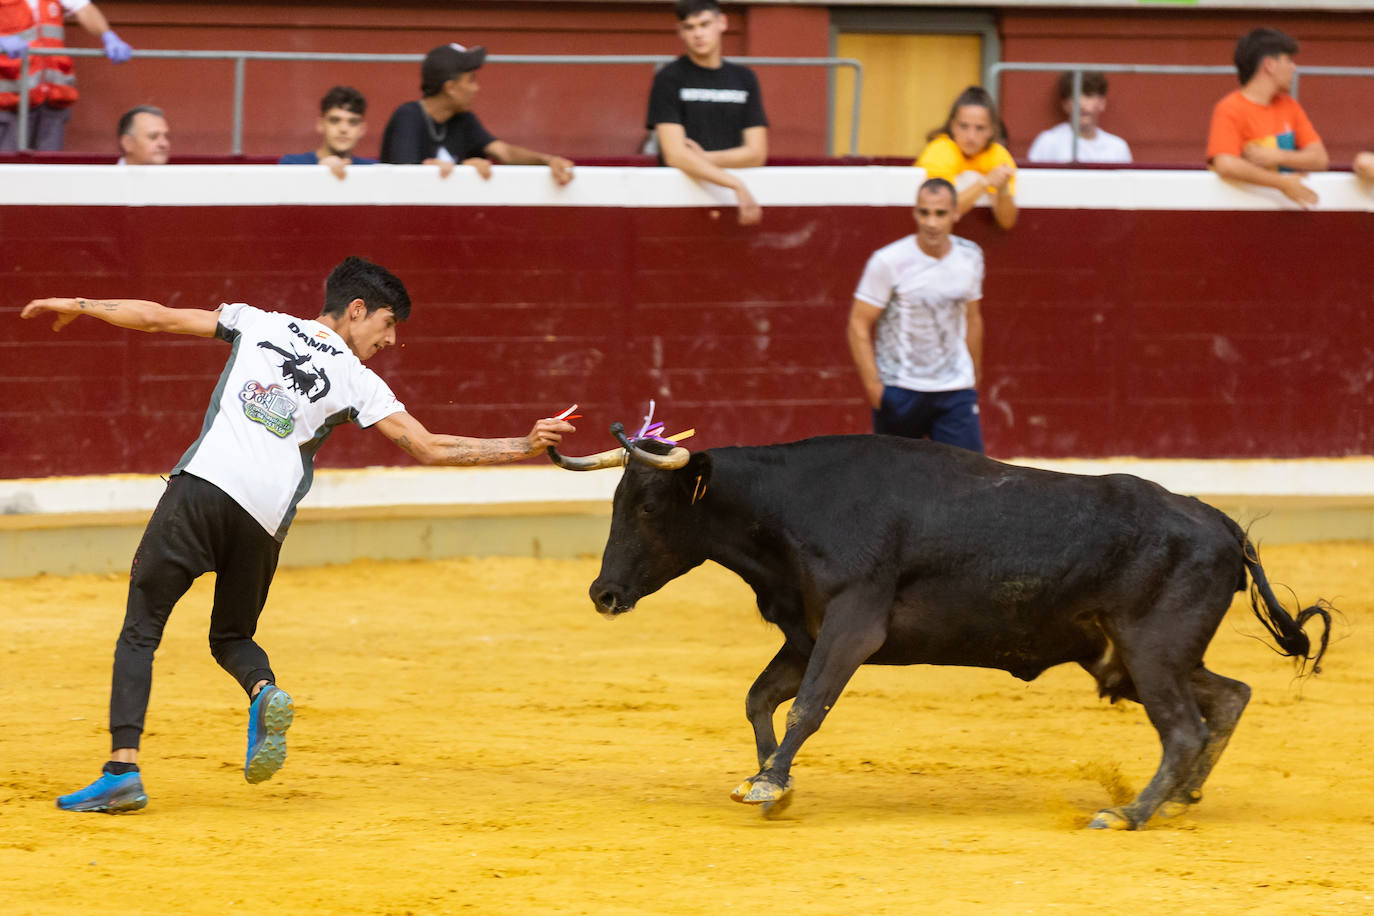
462, 157, 492, 180
735, 184, 762, 226
423, 158, 456, 179
984, 164, 1014, 194
320, 155, 348, 181
1277, 175, 1318, 209
101, 31, 133, 64
548, 156, 575, 187
1, 34, 27, 58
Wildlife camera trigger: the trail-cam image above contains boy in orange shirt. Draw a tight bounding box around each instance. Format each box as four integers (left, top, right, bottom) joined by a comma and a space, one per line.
1207, 28, 1328, 207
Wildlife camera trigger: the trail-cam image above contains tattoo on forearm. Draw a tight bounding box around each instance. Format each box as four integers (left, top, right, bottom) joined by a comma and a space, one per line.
394, 434, 416, 455
443, 438, 527, 466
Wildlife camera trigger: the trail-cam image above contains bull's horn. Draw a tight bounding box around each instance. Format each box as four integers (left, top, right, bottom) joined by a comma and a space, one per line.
546, 445, 628, 471
611, 422, 690, 470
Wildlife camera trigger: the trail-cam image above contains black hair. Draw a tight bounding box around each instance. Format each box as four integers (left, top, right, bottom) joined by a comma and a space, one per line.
117, 105, 164, 138
930, 86, 1007, 146
675, 0, 722, 20
1056, 70, 1108, 101
917, 177, 957, 206
1234, 28, 1299, 85
323, 256, 412, 322
320, 85, 366, 116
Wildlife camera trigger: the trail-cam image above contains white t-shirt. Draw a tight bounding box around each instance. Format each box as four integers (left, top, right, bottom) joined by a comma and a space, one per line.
1026, 122, 1132, 164
28, 0, 89, 15
854, 235, 983, 393
174, 303, 405, 539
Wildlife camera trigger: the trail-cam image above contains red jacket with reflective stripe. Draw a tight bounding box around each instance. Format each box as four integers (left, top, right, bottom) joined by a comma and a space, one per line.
0, 0, 78, 110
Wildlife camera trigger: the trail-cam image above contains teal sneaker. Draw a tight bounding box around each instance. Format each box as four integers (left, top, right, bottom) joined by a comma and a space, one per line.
56, 771, 148, 813
245, 684, 294, 784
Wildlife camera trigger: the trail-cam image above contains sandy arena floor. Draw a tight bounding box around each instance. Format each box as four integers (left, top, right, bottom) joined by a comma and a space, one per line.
2, 543, 1372, 915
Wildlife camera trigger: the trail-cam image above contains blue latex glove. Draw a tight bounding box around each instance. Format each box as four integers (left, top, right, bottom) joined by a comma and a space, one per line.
101, 30, 132, 63
1, 33, 29, 58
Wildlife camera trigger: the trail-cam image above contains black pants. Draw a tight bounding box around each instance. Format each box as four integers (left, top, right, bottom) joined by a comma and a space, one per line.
110, 473, 281, 751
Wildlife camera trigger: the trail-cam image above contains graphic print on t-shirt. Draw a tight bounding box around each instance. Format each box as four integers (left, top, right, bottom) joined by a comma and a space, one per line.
256, 340, 333, 403
238, 380, 298, 438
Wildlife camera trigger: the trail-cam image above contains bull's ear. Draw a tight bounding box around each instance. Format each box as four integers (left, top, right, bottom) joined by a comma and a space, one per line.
680, 453, 713, 504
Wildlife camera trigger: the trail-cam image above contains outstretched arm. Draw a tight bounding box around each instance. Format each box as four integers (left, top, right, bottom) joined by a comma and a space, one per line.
20, 298, 219, 336
373, 410, 575, 467
484, 140, 574, 186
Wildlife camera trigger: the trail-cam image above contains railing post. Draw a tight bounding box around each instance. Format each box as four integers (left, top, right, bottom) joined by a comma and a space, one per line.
1070, 69, 1083, 163
16, 47, 29, 151
232, 56, 246, 156
849, 62, 862, 157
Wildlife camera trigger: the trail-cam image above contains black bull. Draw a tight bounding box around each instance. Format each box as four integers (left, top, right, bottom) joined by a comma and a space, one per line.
569, 432, 1331, 829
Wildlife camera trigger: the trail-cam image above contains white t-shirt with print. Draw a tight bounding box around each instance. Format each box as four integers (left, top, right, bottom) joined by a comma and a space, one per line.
174, 303, 404, 539
854, 234, 983, 393
1026, 122, 1132, 164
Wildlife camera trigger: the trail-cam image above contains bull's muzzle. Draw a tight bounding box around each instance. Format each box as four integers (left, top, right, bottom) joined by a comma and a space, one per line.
590, 581, 636, 617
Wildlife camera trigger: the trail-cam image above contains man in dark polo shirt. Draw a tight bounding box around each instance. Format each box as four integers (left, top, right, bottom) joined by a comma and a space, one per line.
380, 42, 574, 185
646, 0, 768, 225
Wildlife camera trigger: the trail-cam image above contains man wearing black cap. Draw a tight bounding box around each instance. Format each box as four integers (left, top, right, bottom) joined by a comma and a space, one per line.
380, 42, 574, 185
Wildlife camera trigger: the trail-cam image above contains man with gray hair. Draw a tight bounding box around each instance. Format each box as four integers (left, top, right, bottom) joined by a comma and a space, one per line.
116, 104, 168, 164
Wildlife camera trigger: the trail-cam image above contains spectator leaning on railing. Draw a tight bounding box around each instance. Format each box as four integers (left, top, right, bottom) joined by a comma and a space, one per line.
915, 87, 1017, 230
1207, 27, 1328, 208
1027, 71, 1132, 165
0, 0, 131, 151
280, 85, 376, 180
380, 42, 574, 186
646, 0, 768, 227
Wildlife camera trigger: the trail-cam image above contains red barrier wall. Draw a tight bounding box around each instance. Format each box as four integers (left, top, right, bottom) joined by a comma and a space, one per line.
4, 167, 1372, 478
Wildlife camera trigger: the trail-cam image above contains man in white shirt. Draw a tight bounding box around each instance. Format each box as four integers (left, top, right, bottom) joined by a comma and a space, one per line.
1027, 71, 1132, 165
847, 177, 986, 453
22, 256, 576, 813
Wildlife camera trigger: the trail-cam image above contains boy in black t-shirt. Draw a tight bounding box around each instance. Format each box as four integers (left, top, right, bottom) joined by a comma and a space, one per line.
645, 0, 768, 225
380, 42, 574, 186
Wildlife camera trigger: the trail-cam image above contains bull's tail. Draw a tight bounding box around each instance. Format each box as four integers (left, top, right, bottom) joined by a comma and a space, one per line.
1239, 536, 1332, 676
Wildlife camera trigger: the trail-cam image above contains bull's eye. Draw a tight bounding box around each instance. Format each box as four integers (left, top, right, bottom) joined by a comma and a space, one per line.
639, 503, 656, 517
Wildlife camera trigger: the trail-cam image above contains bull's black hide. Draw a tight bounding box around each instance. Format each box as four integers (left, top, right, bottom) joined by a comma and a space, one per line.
587, 434, 1331, 829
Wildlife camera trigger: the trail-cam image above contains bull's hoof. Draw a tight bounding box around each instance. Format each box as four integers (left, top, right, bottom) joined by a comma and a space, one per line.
731, 776, 793, 805
1087, 807, 1135, 831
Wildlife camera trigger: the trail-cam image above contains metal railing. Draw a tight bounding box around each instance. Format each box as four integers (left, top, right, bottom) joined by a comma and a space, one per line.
11, 48, 863, 156
987, 61, 1374, 162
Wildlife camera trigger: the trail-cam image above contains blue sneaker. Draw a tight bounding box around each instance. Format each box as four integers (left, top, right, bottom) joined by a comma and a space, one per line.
56, 771, 148, 813
245, 684, 293, 784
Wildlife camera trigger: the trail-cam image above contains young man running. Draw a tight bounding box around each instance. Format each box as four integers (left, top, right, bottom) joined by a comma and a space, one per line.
21, 256, 575, 813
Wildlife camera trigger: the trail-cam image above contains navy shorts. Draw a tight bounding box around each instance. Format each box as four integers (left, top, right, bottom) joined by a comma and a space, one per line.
872, 386, 984, 454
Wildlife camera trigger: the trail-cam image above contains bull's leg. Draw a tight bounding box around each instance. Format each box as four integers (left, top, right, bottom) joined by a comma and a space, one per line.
733, 599, 888, 808
1162, 668, 1251, 811
1088, 656, 1208, 831
744, 642, 809, 771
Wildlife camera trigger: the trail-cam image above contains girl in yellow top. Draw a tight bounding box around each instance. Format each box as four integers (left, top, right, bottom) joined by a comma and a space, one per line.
916, 86, 1017, 229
